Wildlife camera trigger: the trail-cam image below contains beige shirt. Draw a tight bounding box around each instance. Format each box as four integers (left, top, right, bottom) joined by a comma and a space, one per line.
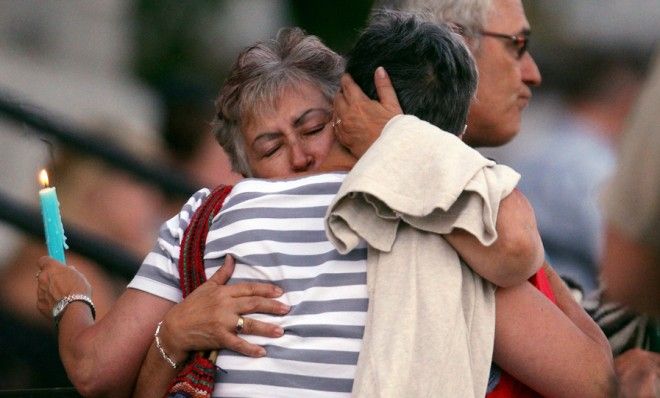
326, 115, 520, 397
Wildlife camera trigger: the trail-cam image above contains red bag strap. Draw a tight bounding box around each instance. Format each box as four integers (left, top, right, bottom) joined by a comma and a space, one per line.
178, 185, 233, 298
165, 185, 233, 398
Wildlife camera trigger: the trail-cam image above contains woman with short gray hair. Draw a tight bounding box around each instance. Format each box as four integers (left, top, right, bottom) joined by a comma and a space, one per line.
33, 27, 345, 397
214, 27, 344, 177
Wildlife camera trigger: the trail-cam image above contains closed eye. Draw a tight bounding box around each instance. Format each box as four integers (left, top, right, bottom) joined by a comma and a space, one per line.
262, 144, 282, 158
303, 125, 327, 136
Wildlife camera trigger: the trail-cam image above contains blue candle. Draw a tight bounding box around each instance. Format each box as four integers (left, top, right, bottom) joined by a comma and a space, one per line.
39, 169, 67, 263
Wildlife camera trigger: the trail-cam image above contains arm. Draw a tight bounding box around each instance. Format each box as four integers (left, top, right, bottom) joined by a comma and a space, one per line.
37, 262, 173, 397
62, 290, 169, 397
444, 188, 544, 287
493, 280, 616, 398
132, 332, 180, 398
37, 256, 288, 397
600, 223, 660, 316
37, 257, 176, 397
133, 256, 289, 398
543, 262, 613, 353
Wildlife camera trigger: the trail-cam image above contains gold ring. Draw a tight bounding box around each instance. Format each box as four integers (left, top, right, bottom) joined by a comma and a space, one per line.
235, 316, 245, 334
332, 118, 342, 128
35, 271, 41, 280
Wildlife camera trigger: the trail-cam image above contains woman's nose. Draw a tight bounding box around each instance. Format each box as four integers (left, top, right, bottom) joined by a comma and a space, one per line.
289, 142, 314, 171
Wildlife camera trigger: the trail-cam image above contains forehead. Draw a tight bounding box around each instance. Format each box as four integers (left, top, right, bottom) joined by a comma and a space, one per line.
486, 0, 530, 32
245, 81, 331, 130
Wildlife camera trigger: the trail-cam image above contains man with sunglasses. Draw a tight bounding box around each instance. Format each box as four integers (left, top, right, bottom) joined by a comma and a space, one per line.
453, 1, 539, 148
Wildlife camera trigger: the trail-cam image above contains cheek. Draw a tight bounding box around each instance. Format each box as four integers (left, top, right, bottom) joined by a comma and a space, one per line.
473, 75, 517, 126
478, 53, 519, 99
248, 157, 289, 179
308, 130, 336, 157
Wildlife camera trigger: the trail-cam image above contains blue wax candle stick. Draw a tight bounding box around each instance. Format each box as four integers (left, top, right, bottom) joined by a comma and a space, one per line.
39, 186, 68, 263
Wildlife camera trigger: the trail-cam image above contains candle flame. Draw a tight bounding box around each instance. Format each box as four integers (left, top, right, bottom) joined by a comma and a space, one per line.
39, 169, 50, 188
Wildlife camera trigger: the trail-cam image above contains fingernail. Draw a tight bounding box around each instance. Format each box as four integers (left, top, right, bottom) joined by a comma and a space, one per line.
257, 347, 267, 357
376, 66, 386, 78
274, 287, 283, 296
275, 327, 284, 336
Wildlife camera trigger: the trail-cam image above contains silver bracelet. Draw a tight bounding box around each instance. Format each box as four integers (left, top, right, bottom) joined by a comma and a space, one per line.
52, 293, 96, 328
154, 320, 179, 369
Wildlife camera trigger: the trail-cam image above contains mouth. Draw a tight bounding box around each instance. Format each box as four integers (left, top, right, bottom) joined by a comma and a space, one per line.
517, 94, 531, 109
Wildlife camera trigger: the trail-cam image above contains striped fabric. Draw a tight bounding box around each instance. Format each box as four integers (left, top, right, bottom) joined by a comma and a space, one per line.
129, 173, 368, 397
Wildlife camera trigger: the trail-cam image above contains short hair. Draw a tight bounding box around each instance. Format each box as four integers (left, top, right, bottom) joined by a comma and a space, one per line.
374, 0, 492, 43
213, 27, 344, 176
346, 10, 478, 135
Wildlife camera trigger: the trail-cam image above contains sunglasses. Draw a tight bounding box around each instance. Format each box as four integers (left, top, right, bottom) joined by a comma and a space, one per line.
480, 30, 530, 59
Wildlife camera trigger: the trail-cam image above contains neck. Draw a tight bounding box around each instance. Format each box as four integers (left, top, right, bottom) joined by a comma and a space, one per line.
317, 141, 357, 172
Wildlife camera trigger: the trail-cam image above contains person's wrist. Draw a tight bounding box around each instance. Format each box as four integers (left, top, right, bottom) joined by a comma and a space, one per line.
47, 268, 93, 307
155, 320, 186, 368
159, 317, 188, 363
52, 293, 96, 328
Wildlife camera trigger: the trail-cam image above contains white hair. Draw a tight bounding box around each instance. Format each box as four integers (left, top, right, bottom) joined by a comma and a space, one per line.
373, 0, 492, 42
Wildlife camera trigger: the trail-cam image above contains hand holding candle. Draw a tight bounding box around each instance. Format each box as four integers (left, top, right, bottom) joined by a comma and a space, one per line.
39, 169, 68, 263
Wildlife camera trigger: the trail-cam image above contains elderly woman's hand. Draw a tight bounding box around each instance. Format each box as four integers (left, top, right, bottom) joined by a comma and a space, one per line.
333, 67, 402, 159
36, 256, 93, 320
157, 256, 290, 362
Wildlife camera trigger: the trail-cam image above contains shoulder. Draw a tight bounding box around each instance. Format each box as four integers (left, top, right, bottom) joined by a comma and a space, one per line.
160, 188, 213, 241
226, 174, 345, 201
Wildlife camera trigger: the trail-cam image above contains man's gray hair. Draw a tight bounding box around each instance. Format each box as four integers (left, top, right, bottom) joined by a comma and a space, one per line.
212, 27, 344, 176
373, 0, 492, 41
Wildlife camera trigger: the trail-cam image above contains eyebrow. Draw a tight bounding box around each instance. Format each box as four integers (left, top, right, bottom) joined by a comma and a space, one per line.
252, 132, 281, 149
293, 108, 331, 128
251, 108, 331, 148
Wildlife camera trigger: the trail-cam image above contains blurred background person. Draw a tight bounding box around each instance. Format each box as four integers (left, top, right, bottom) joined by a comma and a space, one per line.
598, 48, 660, 398
600, 50, 660, 317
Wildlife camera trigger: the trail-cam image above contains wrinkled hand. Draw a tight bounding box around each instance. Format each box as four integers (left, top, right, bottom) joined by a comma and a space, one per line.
160, 256, 290, 360
36, 256, 92, 319
333, 67, 402, 159
615, 348, 660, 398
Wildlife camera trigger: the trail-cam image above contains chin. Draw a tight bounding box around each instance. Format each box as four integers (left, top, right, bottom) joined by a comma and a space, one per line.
490, 121, 521, 147
494, 131, 519, 146
465, 128, 518, 148
464, 113, 521, 147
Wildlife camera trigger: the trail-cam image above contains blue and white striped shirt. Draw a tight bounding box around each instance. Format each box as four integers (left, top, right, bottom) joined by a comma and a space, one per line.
129, 172, 368, 397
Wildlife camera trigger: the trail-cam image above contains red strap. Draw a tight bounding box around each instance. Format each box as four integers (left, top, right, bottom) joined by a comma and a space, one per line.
528, 267, 556, 304
178, 185, 233, 298
165, 186, 234, 398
